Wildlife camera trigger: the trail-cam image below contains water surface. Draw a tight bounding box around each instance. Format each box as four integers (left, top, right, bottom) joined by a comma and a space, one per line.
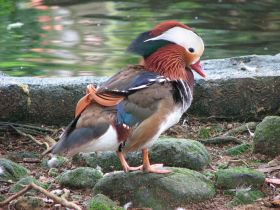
0, 0, 279, 77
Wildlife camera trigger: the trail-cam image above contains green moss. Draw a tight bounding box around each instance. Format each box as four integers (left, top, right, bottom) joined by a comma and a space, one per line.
48, 168, 58, 177
9, 177, 49, 193
57, 167, 103, 189
74, 138, 210, 172
14, 196, 45, 210
0, 158, 29, 182
87, 194, 124, 210
227, 190, 265, 207
0, 195, 5, 202
215, 167, 265, 189
253, 116, 280, 157
198, 128, 210, 139
93, 167, 215, 209
226, 143, 252, 156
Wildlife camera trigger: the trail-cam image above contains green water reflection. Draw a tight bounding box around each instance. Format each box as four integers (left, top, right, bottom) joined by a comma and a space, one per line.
0, 0, 279, 77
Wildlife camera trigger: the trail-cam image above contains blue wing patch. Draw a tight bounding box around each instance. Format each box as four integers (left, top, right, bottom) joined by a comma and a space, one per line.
116, 102, 138, 127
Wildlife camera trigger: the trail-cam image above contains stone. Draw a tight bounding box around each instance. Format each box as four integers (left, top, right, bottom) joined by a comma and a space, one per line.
215, 167, 265, 189
87, 194, 124, 210
227, 189, 265, 207
0, 158, 29, 182
14, 196, 45, 210
9, 177, 48, 193
93, 167, 215, 209
47, 155, 68, 168
226, 143, 251, 156
57, 167, 103, 189
1, 55, 280, 125
48, 168, 59, 177
253, 116, 280, 157
73, 138, 210, 173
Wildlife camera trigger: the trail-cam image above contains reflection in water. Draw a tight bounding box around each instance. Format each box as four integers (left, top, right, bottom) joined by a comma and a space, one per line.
0, 0, 279, 77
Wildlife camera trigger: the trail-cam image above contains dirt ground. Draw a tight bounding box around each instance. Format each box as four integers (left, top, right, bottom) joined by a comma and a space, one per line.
0, 118, 280, 210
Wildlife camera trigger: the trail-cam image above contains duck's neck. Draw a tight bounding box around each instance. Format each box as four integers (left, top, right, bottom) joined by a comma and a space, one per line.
144, 44, 194, 88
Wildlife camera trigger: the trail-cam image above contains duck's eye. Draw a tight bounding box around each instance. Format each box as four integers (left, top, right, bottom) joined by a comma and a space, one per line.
188, 47, 195, 53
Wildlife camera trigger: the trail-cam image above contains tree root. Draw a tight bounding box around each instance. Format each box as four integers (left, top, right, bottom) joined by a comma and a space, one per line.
223, 122, 258, 136
0, 121, 54, 136
9, 125, 50, 150
198, 136, 243, 145
0, 182, 82, 210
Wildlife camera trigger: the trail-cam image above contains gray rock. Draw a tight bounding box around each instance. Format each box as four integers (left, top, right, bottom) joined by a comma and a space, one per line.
215, 167, 265, 189
14, 196, 45, 210
73, 138, 210, 173
87, 194, 124, 210
9, 177, 48, 193
93, 167, 215, 210
253, 116, 280, 157
0, 158, 29, 182
1, 55, 280, 125
57, 167, 103, 189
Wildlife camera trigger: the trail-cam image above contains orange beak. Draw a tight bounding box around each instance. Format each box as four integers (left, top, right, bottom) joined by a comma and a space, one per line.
190, 60, 206, 78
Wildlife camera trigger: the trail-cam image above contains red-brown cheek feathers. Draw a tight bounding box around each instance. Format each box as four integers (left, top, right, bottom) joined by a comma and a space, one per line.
150, 20, 192, 37
144, 44, 194, 81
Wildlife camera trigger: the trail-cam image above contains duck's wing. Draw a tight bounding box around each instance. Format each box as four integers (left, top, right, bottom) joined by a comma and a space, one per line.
97, 65, 167, 95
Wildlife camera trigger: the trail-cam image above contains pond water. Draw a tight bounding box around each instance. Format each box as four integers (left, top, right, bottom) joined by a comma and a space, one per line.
0, 0, 279, 77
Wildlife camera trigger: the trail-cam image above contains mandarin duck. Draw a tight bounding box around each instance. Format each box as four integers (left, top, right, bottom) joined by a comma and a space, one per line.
50, 20, 205, 174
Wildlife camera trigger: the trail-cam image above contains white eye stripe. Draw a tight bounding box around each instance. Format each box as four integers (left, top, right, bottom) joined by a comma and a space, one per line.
145, 26, 204, 57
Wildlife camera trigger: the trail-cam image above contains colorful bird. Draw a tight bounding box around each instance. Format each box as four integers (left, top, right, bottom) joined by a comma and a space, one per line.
50, 20, 205, 174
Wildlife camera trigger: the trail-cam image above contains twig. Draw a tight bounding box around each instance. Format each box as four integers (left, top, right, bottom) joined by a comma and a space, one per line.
223, 122, 258, 136
265, 178, 280, 186
257, 165, 280, 173
0, 184, 32, 206
198, 136, 243, 145
22, 158, 41, 163
246, 124, 255, 137
0, 183, 82, 210
226, 159, 249, 167
9, 125, 49, 150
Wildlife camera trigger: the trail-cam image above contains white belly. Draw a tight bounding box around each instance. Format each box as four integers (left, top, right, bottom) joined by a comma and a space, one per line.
81, 125, 119, 152
140, 106, 184, 149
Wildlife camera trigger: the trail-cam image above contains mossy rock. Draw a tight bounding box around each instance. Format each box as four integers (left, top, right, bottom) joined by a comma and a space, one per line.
226, 143, 252, 156
93, 167, 215, 210
9, 177, 48, 194
57, 167, 103, 189
227, 189, 265, 207
87, 194, 124, 210
48, 168, 59, 177
215, 167, 265, 189
14, 196, 45, 210
0, 158, 29, 182
73, 138, 210, 172
253, 116, 280, 157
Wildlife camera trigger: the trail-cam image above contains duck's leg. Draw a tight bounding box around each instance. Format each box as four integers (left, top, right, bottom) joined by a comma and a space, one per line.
142, 148, 171, 174
116, 151, 142, 172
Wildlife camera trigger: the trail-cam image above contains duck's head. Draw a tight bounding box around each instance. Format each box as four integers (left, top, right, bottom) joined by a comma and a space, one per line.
127, 20, 205, 80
